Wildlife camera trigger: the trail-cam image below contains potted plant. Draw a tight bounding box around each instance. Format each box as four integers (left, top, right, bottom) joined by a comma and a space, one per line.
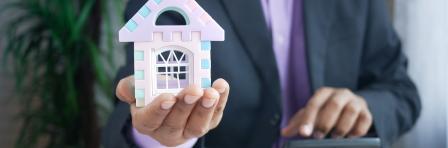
1, 0, 124, 147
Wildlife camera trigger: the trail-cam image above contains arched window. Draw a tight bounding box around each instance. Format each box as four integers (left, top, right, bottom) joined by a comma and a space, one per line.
155, 48, 191, 91
156, 10, 187, 25
155, 7, 190, 26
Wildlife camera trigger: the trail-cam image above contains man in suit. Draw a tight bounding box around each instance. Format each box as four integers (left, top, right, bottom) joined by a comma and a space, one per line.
102, 0, 421, 147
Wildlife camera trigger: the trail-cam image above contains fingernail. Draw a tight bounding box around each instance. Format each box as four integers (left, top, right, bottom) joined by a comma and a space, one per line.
301, 124, 313, 136
217, 88, 226, 93
161, 101, 175, 110
184, 95, 200, 104
313, 131, 325, 139
202, 98, 216, 108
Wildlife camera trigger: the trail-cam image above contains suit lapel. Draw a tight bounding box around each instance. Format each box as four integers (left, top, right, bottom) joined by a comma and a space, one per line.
304, 0, 336, 91
219, 0, 280, 89
220, 0, 283, 146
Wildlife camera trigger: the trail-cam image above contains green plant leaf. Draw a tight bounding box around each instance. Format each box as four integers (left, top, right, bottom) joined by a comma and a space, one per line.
71, 0, 94, 44
1, 0, 122, 147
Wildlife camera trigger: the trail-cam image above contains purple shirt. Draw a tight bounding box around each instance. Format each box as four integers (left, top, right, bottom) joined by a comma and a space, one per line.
132, 128, 197, 148
132, 0, 309, 147
263, 0, 311, 147
261, 0, 294, 101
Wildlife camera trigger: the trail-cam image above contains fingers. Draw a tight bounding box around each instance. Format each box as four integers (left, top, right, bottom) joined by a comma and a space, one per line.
314, 89, 355, 138
156, 85, 204, 137
282, 87, 333, 137
116, 76, 135, 104
348, 108, 373, 138
281, 109, 305, 137
210, 78, 230, 129
282, 87, 373, 139
332, 100, 362, 138
131, 93, 177, 134
183, 78, 229, 138
128, 79, 231, 147
184, 88, 220, 138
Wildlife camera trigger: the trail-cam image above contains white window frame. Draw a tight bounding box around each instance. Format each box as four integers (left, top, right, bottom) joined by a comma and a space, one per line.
152, 46, 193, 95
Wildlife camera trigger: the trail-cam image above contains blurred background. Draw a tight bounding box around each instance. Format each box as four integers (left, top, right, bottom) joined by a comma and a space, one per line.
0, 0, 446, 148
0, 0, 127, 147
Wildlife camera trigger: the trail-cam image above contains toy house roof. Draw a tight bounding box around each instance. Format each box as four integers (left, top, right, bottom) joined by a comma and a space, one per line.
119, 0, 225, 42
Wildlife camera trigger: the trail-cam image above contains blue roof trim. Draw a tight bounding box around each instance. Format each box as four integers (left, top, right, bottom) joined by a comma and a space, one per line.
126, 20, 138, 32
138, 5, 151, 18
118, 0, 225, 42
154, 0, 162, 4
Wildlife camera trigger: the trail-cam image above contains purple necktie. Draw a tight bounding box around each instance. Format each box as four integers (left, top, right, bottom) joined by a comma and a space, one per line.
284, 0, 311, 121
279, 0, 312, 146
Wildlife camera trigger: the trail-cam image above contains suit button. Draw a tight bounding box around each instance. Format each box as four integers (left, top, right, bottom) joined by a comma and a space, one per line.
270, 113, 281, 126
274, 114, 280, 120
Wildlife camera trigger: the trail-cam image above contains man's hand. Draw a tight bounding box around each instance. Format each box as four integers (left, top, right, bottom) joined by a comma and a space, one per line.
116, 76, 230, 147
282, 87, 373, 139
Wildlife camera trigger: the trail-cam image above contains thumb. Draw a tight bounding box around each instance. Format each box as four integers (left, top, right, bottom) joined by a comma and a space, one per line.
116, 75, 136, 104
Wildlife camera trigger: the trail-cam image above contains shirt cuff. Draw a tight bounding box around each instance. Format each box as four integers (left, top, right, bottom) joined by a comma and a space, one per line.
132, 128, 198, 148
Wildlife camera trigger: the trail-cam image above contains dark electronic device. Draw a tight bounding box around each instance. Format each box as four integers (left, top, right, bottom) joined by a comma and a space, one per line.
284, 138, 381, 148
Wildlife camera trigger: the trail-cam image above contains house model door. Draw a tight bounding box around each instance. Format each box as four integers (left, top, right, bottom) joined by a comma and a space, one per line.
153, 46, 193, 95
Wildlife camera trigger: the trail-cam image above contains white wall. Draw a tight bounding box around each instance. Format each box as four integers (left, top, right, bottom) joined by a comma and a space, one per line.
393, 0, 448, 147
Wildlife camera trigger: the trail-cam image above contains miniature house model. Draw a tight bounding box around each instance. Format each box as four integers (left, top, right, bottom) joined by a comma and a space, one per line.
119, 0, 225, 107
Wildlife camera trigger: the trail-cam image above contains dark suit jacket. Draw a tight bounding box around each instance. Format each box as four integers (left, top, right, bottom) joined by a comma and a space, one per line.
102, 0, 421, 148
